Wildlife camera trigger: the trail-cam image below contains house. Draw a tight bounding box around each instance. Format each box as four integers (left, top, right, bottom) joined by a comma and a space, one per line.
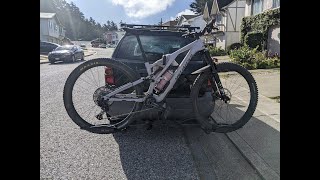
203, 0, 246, 50
162, 20, 178, 27
40, 12, 66, 45
162, 20, 178, 30
176, 15, 207, 33
244, 0, 280, 55
104, 31, 125, 45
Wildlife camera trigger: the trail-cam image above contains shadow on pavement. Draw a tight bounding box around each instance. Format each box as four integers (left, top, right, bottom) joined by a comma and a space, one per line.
112, 122, 199, 180
184, 102, 280, 179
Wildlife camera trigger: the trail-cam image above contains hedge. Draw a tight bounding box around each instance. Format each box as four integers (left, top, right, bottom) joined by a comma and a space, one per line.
240, 8, 280, 49
244, 31, 264, 50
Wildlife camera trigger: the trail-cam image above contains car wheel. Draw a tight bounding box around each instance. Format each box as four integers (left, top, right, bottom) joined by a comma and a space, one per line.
71, 55, 76, 63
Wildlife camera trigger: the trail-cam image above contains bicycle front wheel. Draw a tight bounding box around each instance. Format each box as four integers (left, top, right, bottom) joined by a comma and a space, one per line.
63, 58, 144, 134
191, 62, 258, 133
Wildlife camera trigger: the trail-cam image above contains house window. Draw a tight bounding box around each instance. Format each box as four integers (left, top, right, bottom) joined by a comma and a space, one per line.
252, 0, 264, 15
272, 0, 280, 8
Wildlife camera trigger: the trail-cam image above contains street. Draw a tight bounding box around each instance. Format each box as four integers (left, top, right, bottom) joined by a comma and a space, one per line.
40, 47, 263, 179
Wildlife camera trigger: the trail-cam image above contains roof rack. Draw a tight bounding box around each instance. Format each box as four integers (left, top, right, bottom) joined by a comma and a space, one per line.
120, 23, 200, 32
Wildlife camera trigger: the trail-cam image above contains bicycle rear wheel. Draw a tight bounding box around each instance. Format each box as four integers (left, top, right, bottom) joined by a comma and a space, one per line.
63, 58, 144, 134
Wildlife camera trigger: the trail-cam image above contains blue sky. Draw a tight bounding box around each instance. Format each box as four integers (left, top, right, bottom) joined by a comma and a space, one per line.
66, 0, 196, 25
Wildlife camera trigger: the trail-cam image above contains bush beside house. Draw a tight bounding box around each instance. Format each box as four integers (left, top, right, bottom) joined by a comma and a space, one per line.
244, 32, 264, 50
226, 43, 242, 53
229, 45, 280, 70
208, 46, 227, 56
240, 8, 280, 50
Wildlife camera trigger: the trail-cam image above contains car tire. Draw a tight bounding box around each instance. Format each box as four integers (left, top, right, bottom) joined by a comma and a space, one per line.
71, 55, 76, 63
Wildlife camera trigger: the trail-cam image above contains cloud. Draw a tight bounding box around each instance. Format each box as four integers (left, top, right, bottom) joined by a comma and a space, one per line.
170, 9, 195, 21
112, 0, 175, 19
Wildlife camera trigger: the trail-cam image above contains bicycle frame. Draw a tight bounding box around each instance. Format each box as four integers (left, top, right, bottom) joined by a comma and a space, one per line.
103, 38, 206, 103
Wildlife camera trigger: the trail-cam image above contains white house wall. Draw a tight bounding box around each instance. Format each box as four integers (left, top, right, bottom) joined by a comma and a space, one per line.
236, 8, 245, 31
216, 32, 240, 50
40, 19, 49, 41
226, 32, 241, 48
216, 36, 226, 49
263, 0, 273, 11
245, 0, 252, 16
225, 0, 245, 32
227, 0, 246, 8
48, 18, 60, 39
245, 0, 276, 16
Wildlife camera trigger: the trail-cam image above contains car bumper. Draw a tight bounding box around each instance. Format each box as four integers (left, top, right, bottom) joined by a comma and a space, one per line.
48, 55, 72, 62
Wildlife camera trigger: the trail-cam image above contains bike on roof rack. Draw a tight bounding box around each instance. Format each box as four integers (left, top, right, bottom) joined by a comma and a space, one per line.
63, 20, 258, 134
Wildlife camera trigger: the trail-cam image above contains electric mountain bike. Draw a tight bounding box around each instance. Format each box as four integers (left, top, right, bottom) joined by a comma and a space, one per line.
63, 20, 258, 134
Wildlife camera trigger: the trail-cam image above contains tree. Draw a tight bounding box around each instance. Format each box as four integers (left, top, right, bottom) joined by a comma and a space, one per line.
40, 0, 116, 40
110, 21, 118, 31
190, 0, 213, 14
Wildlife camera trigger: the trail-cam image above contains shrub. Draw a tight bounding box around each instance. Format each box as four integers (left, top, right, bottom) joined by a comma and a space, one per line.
229, 45, 280, 69
226, 43, 242, 53
208, 46, 227, 56
240, 8, 280, 44
244, 31, 264, 50
229, 45, 258, 64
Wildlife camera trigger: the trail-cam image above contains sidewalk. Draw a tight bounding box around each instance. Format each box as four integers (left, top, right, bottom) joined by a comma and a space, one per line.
40, 50, 96, 64
184, 66, 280, 180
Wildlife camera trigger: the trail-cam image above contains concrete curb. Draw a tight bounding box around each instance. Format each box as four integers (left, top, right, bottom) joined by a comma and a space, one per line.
84, 51, 97, 57
40, 60, 50, 64
226, 132, 280, 180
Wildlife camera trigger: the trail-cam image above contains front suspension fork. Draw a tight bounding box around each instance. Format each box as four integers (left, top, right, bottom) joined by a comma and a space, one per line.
203, 50, 229, 103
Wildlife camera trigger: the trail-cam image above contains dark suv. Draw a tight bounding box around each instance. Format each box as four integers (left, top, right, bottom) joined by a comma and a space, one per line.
40, 41, 60, 55
112, 28, 205, 97
110, 26, 206, 120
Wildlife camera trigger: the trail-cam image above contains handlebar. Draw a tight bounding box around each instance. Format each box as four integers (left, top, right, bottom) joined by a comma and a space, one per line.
182, 19, 218, 38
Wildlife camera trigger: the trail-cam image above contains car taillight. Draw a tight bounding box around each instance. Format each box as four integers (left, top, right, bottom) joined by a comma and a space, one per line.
105, 66, 115, 84
208, 79, 211, 86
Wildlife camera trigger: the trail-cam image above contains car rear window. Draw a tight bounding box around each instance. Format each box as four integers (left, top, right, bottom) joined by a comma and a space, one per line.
115, 35, 196, 62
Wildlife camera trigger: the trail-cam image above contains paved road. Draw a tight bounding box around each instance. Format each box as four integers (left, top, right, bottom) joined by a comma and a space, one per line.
40, 47, 261, 179
40, 47, 199, 179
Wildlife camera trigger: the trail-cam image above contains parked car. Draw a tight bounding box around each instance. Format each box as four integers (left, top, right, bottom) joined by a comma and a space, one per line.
91, 38, 106, 47
99, 44, 107, 48
80, 44, 86, 48
48, 45, 84, 64
40, 41, 60, 55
